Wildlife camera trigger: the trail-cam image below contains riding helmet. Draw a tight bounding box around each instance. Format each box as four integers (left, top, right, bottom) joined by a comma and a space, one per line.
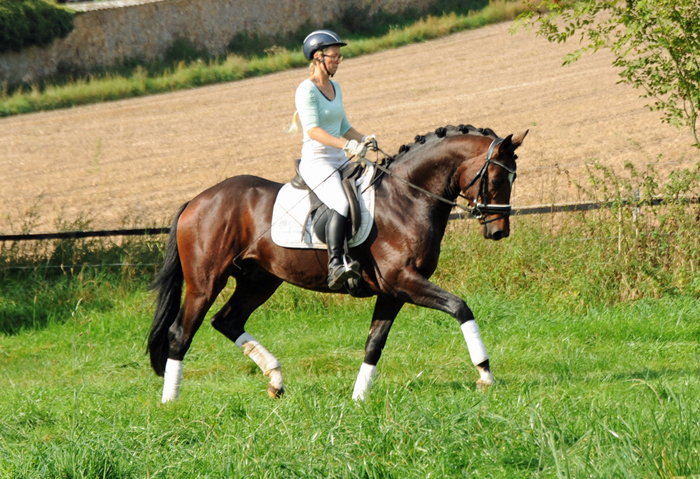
302, 30, 347, 61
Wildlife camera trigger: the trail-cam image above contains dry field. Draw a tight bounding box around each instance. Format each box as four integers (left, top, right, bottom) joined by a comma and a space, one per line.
1, 22, 697, 233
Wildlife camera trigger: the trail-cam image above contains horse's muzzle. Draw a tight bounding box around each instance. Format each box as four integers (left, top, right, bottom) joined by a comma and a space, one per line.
482, 218, 510, 241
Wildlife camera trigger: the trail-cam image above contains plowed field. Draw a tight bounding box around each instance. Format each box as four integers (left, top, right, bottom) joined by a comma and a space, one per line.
1, 22, 697, 233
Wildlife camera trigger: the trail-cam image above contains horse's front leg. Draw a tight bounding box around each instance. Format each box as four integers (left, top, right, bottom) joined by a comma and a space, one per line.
394, 271, 494, 391
352, 296, 404, 400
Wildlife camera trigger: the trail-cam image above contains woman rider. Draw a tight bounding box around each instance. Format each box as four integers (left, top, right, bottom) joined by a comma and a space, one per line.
291, 30, 377, 291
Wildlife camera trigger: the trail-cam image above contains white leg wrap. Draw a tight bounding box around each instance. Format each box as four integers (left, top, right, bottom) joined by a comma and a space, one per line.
461, 320, 489, 366
235, 332, 283, 391
162, 359, 183, 403
352, 363, 376, 401
266, 367, 284, 392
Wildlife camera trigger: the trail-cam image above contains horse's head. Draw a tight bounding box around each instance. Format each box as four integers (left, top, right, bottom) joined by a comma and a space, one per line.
460, 130, 528, 241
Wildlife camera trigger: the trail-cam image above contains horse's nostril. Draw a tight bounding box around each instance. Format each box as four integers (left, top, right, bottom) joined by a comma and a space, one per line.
492, 231, 503, 241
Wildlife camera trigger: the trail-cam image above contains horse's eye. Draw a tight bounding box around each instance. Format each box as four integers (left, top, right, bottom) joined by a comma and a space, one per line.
491, 178, 504, 189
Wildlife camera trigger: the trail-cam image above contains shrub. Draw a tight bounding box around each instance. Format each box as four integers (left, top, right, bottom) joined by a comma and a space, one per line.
0, 0, 74, 53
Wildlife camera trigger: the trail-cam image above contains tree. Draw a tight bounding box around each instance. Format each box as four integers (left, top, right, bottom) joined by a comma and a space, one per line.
515, 0, 700, 148
0, 0, 74, 53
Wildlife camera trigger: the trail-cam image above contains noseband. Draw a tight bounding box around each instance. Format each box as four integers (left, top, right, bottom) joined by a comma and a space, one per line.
462, 138, 517, 222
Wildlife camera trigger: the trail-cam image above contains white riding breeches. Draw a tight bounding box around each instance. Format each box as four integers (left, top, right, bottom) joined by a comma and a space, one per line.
299, 140, 350, 217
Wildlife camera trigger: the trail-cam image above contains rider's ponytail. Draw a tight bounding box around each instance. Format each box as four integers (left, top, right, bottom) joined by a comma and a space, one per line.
286, 110, 301, 134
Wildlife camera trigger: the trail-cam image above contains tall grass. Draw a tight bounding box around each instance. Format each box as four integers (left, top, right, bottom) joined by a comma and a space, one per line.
0, 0, 528, 117
439, 161, 700, 311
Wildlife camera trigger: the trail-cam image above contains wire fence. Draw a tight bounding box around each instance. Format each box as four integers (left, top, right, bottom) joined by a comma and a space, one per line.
3, 263, 162, 270
2, 197, 696, 243
1, 195, 697, 271
0, 227, 170, 242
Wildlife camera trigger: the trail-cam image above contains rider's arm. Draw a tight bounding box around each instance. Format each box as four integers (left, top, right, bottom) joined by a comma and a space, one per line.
307, 127, 348, 149
342, 127, 364, 143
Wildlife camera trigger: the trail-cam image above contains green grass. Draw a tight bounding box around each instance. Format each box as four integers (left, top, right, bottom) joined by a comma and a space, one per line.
2, 210, 700, 477
1, 280, 699, 477
0, 0, 528, 118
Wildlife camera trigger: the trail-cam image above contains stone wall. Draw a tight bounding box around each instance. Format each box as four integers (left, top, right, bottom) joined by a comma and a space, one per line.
0, 0, 436, 86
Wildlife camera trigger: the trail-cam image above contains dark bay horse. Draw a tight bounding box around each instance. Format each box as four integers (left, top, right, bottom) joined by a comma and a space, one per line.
149, 125, 528, 402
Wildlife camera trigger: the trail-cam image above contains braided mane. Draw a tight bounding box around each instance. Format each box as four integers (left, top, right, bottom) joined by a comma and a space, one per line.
390, 124, 499, 162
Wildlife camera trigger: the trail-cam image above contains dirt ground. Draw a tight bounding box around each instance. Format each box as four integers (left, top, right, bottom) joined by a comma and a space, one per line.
1, 22, 697, 234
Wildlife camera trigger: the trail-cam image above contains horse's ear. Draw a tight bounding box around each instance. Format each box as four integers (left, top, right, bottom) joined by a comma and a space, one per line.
510, 130, 529, 150
501, 134, 513, 153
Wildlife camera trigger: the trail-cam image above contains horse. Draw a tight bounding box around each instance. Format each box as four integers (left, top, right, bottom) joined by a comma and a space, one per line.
148, 124, 528, 402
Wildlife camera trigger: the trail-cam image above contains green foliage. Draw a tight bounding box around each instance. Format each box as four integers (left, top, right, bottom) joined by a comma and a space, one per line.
0, 0, 74, 53
0, 215, 163, 335
515, 0, 700, 148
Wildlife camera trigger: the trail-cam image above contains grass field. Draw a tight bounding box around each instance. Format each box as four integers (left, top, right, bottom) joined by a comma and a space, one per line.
2, 205, 700, 477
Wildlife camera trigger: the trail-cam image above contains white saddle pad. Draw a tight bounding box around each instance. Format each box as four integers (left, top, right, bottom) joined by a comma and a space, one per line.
271, 164, 376, 249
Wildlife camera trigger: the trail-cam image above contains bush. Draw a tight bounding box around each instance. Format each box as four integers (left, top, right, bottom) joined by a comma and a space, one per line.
0, 0, 74, 53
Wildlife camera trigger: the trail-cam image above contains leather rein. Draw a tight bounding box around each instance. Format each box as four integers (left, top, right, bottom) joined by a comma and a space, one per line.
358, 137, 517, 223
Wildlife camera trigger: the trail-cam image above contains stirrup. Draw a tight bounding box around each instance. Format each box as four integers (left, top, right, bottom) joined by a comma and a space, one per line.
343, 255, 361, 277
328, 256, 360, 290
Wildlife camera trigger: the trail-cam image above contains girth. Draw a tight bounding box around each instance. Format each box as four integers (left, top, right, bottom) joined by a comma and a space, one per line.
290, 159, 365, 237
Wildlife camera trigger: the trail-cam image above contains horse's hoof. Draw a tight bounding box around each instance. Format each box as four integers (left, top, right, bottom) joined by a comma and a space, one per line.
476, 379, 493, 392
268, 383, 285, 398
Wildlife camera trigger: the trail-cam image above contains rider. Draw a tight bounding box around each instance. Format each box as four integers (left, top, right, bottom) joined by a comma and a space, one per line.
290, 30, 376, 291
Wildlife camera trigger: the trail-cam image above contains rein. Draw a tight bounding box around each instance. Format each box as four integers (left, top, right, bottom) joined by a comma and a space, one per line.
358, 155, 467, 211
359, 137, 516, 223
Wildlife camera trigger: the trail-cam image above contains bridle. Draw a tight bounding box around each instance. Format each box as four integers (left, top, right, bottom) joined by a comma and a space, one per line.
460, 137, 517, 221
359, 137, 517, 224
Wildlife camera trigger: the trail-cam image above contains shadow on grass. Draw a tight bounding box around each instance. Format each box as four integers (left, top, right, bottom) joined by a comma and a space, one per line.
0, 271, 133, 335
0, 303, 53, 335
0, 237, 161, 335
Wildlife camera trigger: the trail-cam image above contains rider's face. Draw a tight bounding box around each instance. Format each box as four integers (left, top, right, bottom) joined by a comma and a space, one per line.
318, 46, 342, 75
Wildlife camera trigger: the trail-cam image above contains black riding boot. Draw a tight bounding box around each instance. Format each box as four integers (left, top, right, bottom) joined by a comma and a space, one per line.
326, 210, 360, 290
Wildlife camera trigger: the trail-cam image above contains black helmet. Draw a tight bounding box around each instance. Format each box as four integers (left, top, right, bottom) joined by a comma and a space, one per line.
302, 30, 346, 61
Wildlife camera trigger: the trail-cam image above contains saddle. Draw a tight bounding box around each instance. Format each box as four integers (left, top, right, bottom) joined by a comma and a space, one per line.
289, 159, 365, 239
269, 160, 376, 251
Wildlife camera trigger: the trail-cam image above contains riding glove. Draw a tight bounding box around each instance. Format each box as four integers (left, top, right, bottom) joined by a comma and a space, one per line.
343, 139, 367, 158
362, 135, 378, 151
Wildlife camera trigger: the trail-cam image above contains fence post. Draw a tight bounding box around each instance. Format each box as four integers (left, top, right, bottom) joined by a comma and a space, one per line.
633, 189, 640, 239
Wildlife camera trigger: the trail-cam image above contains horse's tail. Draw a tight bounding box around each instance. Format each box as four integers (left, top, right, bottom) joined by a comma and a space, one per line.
148, 202, 189, 376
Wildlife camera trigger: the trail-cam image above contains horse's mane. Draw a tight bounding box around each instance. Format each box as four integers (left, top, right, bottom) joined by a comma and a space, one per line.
388, 124, 499, 163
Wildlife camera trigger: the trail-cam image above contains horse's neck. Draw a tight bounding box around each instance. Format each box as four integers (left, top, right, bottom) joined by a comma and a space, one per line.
379, 137, 488, 220
394, 148, 464, 203
373, 155, 456, 239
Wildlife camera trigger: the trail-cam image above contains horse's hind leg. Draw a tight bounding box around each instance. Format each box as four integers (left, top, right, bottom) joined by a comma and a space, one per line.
352, 296, 405, 400
162, 285, 223, 402
210, 267, 284, 398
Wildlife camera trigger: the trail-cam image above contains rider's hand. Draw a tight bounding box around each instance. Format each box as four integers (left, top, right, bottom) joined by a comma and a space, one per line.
343, 139, 367, 158
362, 135, 378, 151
